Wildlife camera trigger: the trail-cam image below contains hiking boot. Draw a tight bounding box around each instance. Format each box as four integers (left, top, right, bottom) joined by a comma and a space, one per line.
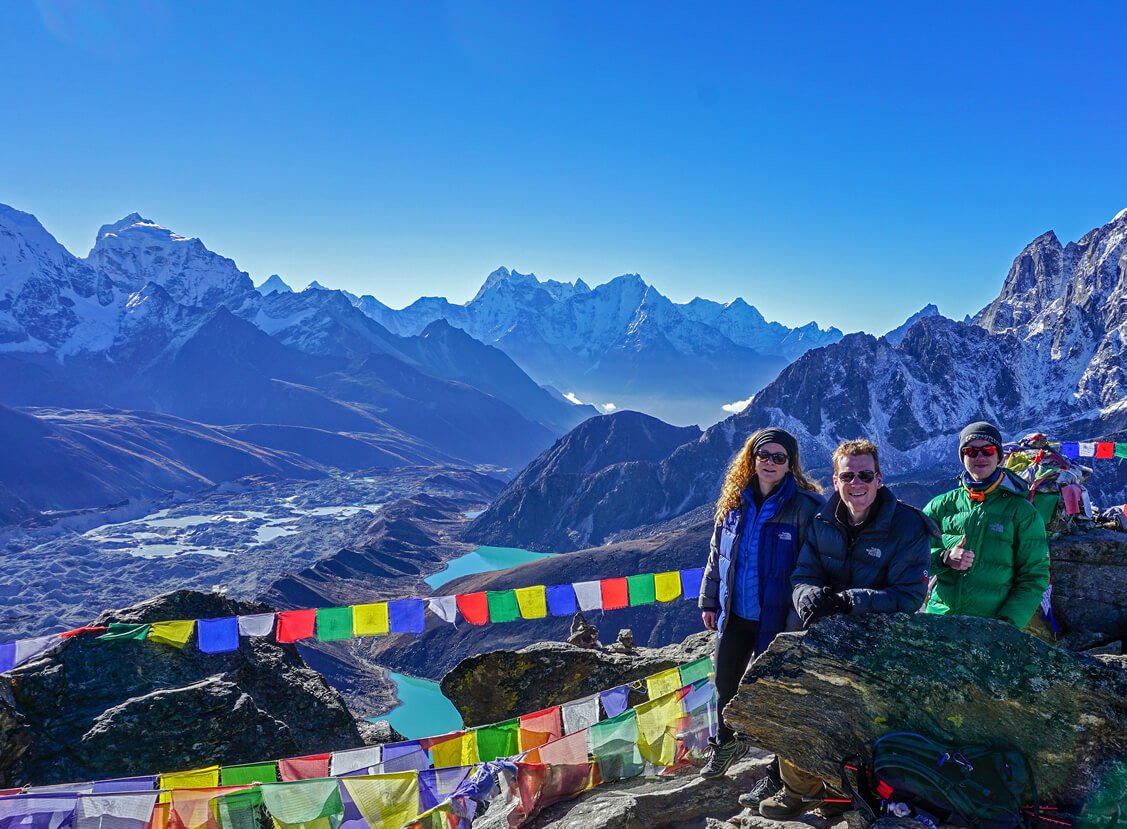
699, 738, 749, 779
759, 788, 813, 820
738, 772, 782, 808
812, 799, 852, 820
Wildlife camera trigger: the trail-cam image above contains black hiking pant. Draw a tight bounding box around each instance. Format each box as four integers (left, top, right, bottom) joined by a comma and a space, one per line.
713, 613, 759, 744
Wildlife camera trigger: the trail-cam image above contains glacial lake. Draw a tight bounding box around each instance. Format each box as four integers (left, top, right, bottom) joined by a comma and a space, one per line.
425, 545, 555, 589
379, 544, 555, 738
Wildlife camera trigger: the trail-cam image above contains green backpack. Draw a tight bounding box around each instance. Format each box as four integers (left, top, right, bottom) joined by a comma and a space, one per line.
840, 731, 1039, 828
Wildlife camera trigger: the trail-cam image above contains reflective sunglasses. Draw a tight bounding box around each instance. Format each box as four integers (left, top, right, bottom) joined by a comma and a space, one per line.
754, 450, 789, 465
961, 445, 999, 458
836, 470, 877, 484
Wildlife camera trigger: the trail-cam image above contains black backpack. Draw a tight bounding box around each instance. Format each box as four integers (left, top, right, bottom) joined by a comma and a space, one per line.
840, 731, 1039, 828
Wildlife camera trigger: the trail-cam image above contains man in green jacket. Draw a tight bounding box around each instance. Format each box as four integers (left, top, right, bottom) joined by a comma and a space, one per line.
923, 421, 1050, 628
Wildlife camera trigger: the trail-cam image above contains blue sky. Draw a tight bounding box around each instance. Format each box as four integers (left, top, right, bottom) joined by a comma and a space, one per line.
2, 1, 1125, 333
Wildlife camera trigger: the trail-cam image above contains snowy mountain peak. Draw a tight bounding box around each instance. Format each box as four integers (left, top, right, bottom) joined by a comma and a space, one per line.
884, 303, 941, 346
95, 213, 160, 243
258, 275, 292, 295
306, 280, 329, 291
1112, 206, 1127, 224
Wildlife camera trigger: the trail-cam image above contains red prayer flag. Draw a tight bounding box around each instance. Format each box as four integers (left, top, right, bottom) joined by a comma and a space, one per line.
58, 625, 108, 638
456, 592, 490, 625
278, 754, 330, 781
519, 707, 562, 748
1096, 442, 1115, 459
276, 609, 316, 643
600, 578, 629, 610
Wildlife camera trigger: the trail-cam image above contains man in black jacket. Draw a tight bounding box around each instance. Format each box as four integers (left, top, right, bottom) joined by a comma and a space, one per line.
755, 438, 935, 820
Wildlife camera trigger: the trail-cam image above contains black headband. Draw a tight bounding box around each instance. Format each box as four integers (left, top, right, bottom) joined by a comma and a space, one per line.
751, 428, 798, 462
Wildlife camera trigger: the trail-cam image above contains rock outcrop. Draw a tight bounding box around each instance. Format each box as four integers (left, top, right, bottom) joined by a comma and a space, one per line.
1047, 529, 1127, 651
0, 590, 382, 786
442, 631, 713, 727
724, 613, 1127, 804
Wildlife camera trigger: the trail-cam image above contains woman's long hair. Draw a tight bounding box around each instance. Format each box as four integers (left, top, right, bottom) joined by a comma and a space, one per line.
714, 428, 823, 522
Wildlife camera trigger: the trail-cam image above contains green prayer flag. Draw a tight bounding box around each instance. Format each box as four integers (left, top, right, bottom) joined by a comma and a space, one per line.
214, 788, 264, 829
679, 656, 712, 687
1116, 443, 1127, 459
316, 607, 354, 642
220, 762, 278, 786
626, 573, 656, 606
260, 780, 342, 829
97, 623, 152, 641
486, 590, 520, 623
475, 718, 520, 762
590, 709, 643, 782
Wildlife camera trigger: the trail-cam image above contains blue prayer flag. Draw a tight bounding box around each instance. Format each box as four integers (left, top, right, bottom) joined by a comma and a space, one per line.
388, 599, 426, 634
599, 685, 630, 718
91, 776, 158, 794
545, 584, 578, 617
679, 567, 704, 600
1060, 442, 1080, 459
379, 740, 429, 773
419, 766, 473, 811
0, 642, 15, 673
198, 617, 239, 653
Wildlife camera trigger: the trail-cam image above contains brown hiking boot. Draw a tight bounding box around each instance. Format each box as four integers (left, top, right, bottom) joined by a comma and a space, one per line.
758, 789, 813, 820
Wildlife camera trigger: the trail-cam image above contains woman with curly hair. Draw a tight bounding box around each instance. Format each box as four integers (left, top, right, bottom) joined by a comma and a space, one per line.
697, 427, 823, 780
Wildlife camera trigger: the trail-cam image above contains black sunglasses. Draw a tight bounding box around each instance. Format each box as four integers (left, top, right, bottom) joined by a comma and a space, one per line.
754, 450, 789, 465
837, 470, 877, 483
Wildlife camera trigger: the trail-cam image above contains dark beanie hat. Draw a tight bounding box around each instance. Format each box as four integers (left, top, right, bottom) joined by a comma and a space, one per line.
959, 421, 1003, 456
751, 427, 799, 461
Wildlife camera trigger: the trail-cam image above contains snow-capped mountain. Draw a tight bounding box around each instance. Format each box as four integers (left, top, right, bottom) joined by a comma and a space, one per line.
350, 267, 838, 425
883, 303, 941, 346
257, 274, 293, 295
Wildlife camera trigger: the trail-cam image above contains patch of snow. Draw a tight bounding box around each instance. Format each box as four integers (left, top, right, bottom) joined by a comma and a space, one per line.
563, 392, 585, 405
722, 396, 754, 414
599, 403, 618, 413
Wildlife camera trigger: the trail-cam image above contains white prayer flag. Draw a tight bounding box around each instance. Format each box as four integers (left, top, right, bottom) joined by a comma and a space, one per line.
573, 581, 603, 612
561, 695, 600, 735
237, 613, 275, 637
15, 634, 60, 667
427, 596, 459, 625
76, 793, 159, 829
1079, 442, 1096, 457
329, 746, 382, 777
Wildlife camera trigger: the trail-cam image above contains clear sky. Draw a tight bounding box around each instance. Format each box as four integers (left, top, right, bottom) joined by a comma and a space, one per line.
2, 1, 1125, 334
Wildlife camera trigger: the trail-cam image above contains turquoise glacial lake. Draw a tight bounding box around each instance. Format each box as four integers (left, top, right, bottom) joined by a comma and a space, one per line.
424, 545, 555, 589
375, 545, 555, 738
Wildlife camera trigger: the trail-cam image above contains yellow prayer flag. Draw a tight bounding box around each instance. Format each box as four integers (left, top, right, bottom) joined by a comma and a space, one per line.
636, 691, 683, 767
653, 571, 682, 602
157, 766, 220, 803
514, 585, 547, 619
352, 603, 389, 636
148, 620, 196, 648
340, 773, 419, 829
646, 667, 682, 700
429, 731, 479, 768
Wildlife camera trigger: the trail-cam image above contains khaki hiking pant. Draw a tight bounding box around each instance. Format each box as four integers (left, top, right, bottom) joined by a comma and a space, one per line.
779, 757, 835, 799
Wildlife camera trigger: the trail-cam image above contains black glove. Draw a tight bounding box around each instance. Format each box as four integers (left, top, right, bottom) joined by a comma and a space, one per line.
797, 586, 835, 627
829, 590, 854, 615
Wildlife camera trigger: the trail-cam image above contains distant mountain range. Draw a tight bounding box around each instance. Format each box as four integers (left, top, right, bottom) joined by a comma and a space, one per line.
339, 267, 842, 426
468, 209, 1127, 550
0, 205, 597, 516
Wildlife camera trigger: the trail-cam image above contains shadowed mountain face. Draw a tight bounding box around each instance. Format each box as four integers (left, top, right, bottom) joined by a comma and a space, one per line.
464, 410, 702, 552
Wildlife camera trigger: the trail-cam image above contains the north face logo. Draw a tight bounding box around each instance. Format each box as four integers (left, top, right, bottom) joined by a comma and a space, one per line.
866, 547, 882, 558
777, 531, 792, 541
990, 522, 1005, 533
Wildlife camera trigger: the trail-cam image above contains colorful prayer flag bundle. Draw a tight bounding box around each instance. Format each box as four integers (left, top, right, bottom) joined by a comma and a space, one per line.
1, 568, 708, 671
0, 657, 717, 829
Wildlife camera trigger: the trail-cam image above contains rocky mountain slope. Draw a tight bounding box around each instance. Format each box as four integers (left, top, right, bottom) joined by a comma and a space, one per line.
468, 210, 1127, 550
353, 267, 840, 426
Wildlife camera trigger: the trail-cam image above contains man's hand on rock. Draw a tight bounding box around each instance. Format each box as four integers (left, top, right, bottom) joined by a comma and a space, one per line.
829, 590, 854, 615
797, 586, 836, 627
944, 536, 975, 571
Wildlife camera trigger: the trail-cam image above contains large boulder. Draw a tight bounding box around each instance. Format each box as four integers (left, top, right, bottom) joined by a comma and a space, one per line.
442, 631, 713, 727
724, 613, 1127, 804
1048, 529, 1127, 650
0, 590, 380, 786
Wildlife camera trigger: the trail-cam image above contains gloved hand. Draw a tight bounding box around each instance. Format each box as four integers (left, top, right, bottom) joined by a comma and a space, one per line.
829, 590, 854, 615
797, 586, 835, 627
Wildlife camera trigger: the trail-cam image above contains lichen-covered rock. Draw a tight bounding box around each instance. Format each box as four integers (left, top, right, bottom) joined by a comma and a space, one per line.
442, 631, 713, 727
0, 589, 373, 786
724, 613, 1127, 804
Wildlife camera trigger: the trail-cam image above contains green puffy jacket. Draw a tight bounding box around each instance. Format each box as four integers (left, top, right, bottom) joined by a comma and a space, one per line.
922, 470, 1049, 628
